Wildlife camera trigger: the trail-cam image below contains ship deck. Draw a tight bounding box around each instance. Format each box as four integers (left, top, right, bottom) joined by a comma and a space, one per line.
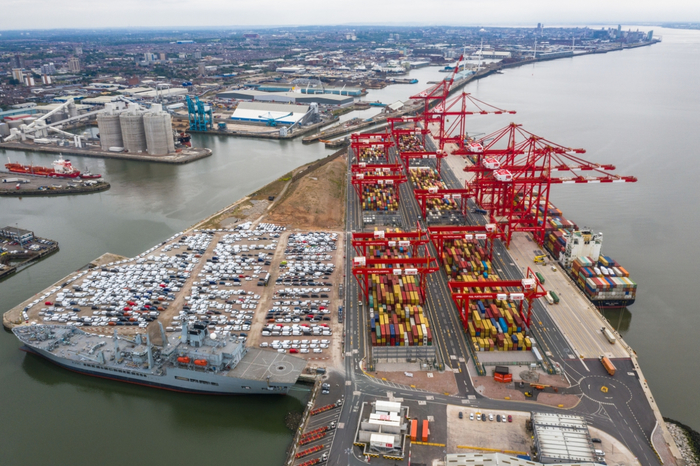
226, 348, 306, 384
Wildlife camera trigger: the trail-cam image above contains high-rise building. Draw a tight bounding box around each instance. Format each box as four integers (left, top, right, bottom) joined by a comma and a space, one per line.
75, 46, 83, 55
12, 54, 25, 69
68, 57, 81, 73
12, 68, 24, 82
194, 51, 202, 59
198, 62, 206, 76
41, 63, 56, 75
159, 52, 167, 61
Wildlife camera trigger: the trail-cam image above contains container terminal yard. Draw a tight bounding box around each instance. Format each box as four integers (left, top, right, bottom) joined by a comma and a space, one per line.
2, 49, 689, 466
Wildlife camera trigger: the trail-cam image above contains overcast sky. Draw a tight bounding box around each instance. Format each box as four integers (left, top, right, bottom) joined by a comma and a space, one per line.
0, 0, 698, 30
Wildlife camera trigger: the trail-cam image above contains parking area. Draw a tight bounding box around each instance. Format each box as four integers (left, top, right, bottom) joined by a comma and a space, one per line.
20, 222, 285, 339
445, 405, 531, 455
253, 231, 345, 365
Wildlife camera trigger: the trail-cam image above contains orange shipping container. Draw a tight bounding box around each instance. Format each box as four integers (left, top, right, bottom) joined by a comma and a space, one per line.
422, 420, 429, 442
410, 419, 418, 441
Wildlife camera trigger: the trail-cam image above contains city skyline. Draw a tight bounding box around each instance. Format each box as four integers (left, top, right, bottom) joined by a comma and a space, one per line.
0, 0, 698, 30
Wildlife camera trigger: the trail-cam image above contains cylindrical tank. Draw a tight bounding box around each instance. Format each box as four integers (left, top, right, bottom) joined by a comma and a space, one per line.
0, 122, 9, 137
68, 102, 78, 118
23, 117, 37, 125
119, 112, 147, 153
8, 120, 23, 130
97, 113, 124, 151
143, 112, 175, 155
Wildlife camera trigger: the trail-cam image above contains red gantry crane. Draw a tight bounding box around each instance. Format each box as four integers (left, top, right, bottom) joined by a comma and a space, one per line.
351, 227, 430, 258
427, 224, 503, 261
352, 256, 439, 304
351, 163, 407, 210
465, 123, 637, 246
350, 131, 395, 164
449, 268, 547, 328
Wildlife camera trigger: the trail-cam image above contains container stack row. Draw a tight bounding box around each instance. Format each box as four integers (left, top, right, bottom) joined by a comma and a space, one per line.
358, 146, 387, 163
441, 239, 491, 279
409, 167, 459, 212
440, 236, 532, 353
361, 230, 433, 347
466, 299, 531, 352
572, 256, 637, 301
530, 200, 578, 235
397, 134, 426, 152
362, 185, 399, 211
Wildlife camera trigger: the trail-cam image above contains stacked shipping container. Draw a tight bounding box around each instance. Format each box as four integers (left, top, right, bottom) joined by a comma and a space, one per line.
540, 200, 637, 307
358, 146, 387, 163
409, 167, 460, 212
571, 256, 637, 302
442, 236, 531, 352
361, 230, 433, 348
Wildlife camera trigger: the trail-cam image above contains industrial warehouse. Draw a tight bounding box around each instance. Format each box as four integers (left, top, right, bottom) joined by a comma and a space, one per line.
216, 89, 353, 107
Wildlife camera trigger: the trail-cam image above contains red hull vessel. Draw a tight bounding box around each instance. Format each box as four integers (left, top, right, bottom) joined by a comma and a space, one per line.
4, 156, 100, 179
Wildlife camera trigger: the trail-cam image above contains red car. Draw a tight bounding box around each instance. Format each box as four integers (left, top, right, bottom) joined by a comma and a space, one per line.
289, 348, 299, 354
507, 415, 512, 423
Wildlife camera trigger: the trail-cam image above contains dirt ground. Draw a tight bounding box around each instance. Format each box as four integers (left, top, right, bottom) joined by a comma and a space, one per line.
266, 155, 347, 230
446, 404, 531, 455
374, 369, 459, 395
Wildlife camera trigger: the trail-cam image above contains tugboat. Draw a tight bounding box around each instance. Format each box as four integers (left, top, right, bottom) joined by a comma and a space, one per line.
178, 132, 192, 147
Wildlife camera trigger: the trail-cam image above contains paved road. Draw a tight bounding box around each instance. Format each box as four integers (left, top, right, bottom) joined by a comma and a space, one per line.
321, 145, 661, 466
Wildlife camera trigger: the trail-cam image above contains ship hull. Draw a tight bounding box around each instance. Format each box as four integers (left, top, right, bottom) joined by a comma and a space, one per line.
21, 346, 292, 396
568, 272, 635, 309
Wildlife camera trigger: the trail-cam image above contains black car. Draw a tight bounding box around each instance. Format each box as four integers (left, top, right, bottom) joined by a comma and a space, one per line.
591, 438, 602, 443
481, 414, 486, 422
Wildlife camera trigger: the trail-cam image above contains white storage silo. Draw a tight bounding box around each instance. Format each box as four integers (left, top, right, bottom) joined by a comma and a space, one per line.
119, 112, 147, 153
143, 111, 175, 155
97, 113, 124, 150
0, 122, 10, 138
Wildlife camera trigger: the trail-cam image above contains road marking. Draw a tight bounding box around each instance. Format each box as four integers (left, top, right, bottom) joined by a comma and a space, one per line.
425, 395, 434, 400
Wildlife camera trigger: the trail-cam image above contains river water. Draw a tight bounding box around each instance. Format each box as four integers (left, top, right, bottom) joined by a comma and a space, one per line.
1, 26, 699, 464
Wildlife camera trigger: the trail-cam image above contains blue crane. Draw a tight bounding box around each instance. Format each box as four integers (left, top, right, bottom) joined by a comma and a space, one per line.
258, 112, 293, 127
186, 95, 212, 131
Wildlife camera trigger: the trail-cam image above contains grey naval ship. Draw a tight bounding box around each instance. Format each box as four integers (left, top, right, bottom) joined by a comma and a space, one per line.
13, 321, 306, 395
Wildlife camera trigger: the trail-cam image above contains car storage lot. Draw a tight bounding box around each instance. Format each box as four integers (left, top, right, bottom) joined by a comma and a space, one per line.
250, 230, 345, 365
19, 223, 345, 366
20, 222, 284, 340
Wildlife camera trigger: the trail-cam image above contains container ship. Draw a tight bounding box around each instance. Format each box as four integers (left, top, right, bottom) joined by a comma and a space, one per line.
540, 202, 637, 308
13, 321, 306, 395
5, 155, 101, 179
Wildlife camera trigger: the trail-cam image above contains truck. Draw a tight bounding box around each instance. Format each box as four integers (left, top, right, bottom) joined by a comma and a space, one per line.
544, 292, 554, 305
600, 356, 616, 376
535, 271, 545, 284
534, 254, 546, 264
550, 290, 560, 304
601, 327, 616, 344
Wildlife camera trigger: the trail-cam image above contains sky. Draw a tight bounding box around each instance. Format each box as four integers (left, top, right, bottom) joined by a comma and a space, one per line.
0, 0, 698, 30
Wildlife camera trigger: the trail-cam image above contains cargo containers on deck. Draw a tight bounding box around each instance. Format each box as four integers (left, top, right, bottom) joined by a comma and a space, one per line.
540, 201, 636, 309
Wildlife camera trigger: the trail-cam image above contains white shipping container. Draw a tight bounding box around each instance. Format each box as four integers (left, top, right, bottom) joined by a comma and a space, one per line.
375, 400, 401, 413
